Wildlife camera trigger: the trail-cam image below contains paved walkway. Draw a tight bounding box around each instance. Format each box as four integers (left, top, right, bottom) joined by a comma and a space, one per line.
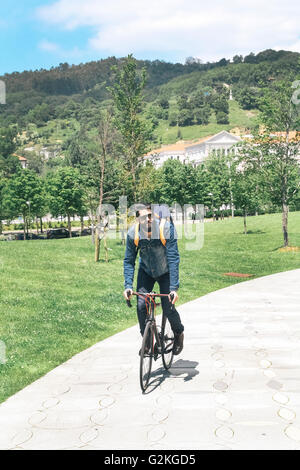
1, 269, 300, 450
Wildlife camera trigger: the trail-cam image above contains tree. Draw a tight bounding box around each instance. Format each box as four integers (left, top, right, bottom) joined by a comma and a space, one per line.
3, 169, 46, 240
204, 152, 232, 219
177, 94, 190, 111
24, 151, 45, 175
136, 161, 163, 202
233, 55, 243, 64
257, 81, 300, 246
0, 127, 20, 177
237, 88, 259, 110
169, 111, 179, 127
178, 108, 194, 127
194, 106, 211, 125
216, 111, 229, 124
0, 127, 17, 158
218, 58, 229, 67
158, 98, 169, 109
230, 155, 261, 233
159, 159, 197, 222
108, 55, 151, 202
94, 109, 116, 262
47, 167, 85, 237
244, 52, 257, 64
0, 175, 7, 234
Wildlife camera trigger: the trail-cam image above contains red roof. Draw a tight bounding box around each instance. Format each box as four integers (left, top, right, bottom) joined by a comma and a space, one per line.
13, 154, 27, 161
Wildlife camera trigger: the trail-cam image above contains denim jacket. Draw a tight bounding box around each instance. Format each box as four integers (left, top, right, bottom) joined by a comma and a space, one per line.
123, 219, 180, 291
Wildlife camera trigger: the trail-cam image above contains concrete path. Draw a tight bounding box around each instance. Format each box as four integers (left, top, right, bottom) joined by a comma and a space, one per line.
1, 269, 300, 450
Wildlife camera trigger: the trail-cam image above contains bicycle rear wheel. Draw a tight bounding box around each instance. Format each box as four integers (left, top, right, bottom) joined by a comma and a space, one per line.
161, 315, 174, 370
140, 321, 153, 392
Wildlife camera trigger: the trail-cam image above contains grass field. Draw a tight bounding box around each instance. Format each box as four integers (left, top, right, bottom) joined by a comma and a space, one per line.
152, 100, 258, 145
0, 212, 300, 403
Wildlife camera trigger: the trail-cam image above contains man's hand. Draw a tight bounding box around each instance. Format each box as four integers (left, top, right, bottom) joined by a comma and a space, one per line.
123, 289, 133, 301
168, 291, 179, 305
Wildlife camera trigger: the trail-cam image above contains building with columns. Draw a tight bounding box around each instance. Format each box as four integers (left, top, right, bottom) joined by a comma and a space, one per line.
146, 130, 242, 167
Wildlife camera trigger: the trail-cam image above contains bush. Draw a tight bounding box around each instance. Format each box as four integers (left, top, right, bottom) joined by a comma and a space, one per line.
216, 111, 229, 124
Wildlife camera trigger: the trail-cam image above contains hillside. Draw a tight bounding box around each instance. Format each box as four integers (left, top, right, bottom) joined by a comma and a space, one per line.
1, 49, 299, 156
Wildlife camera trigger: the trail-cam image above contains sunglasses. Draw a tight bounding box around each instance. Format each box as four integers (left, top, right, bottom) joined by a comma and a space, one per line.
139, 213, 152, 222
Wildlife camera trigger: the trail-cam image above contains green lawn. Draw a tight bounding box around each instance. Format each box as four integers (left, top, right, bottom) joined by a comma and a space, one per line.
0, 212, 300, 403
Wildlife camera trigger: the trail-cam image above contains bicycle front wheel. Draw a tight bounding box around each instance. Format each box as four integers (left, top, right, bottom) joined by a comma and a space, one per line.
140, 321, 153, 393
161, 315, 174, 370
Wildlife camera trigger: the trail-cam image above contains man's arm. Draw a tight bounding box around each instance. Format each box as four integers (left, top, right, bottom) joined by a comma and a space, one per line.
165, 222, 180, 292
123, 232, 138, 291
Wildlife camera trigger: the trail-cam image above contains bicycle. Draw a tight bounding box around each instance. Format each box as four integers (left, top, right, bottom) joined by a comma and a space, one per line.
126, 291, 175, 393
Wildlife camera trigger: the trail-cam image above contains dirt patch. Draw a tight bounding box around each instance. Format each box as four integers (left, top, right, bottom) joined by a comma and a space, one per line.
278, 246, 300, 253
224, 272, 254, 278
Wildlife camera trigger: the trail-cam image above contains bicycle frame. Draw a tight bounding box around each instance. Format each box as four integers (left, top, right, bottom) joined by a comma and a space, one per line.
129, 291, 173, 355
126, 291, 175, 392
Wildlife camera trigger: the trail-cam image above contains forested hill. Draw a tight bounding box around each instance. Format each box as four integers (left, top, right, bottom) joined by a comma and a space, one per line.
1, 49, 300, 147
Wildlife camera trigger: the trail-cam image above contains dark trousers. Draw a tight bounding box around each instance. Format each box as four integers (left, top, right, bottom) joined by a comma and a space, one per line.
136, 268, 184, 336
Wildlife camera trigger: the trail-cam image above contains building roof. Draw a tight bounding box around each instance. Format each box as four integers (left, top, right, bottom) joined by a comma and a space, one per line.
271, 131, 300, 142
243, 131, 300, 144
145, 135, 213, 157
13, 154, 27, 161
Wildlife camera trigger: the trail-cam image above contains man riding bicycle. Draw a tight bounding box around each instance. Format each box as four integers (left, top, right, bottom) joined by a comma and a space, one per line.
123, 203, 184, 356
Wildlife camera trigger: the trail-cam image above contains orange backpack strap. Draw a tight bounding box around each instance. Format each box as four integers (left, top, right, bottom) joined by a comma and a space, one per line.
134, 223, 139, 247
159, 219, 166, 246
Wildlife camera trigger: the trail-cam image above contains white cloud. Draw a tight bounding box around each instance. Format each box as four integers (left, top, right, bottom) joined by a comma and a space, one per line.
36, 0, 300, 61
38, 39, 84, 60
39, 40, 59, 52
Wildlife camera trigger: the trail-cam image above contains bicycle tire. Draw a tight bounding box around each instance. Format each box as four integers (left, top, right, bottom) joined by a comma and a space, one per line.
161, 315, 174, 370
140, 321, 153, 392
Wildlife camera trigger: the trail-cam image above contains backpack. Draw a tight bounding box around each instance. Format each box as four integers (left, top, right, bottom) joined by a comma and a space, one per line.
134, 217, 167, 247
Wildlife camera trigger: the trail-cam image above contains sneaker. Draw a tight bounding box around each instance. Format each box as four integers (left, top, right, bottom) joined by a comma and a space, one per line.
173, 332, 184, 355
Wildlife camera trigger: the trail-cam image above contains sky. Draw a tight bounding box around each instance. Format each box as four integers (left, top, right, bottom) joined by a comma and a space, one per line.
1, 0, 300, 75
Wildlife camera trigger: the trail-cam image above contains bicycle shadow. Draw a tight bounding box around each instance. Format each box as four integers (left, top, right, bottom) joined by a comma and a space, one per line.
144, 359, 199, 394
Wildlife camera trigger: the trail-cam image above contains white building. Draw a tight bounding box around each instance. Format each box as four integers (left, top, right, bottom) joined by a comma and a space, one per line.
146, 130, 241, 168
185, 131, 241, 165
13, 154, 28, 169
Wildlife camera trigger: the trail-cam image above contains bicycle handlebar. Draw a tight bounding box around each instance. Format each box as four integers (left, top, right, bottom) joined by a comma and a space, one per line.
125, 290, 174, 308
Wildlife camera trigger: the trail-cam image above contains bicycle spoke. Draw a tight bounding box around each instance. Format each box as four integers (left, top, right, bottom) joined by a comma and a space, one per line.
162, 316, 174, 370
140, 323, 153, 392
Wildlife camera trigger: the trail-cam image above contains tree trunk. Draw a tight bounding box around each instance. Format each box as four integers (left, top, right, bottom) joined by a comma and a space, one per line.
243, 209, 247, 235
67, 214, 72, 238
229, 176, 234, 218
95, 229, 100, 262
40, 217, 43, 233
23, 211, 27, 240
282, 202, 289, 247
0, 219, 2, 235
132, 165, 137, 203
80, 215, 84, 234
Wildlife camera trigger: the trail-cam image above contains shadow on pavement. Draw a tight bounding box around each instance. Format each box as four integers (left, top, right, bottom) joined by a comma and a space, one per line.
144, 359, 199, 394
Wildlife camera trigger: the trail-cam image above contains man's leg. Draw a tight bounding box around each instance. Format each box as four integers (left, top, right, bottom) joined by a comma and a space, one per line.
158, 272, 184, 335
136, 268, 155, 336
